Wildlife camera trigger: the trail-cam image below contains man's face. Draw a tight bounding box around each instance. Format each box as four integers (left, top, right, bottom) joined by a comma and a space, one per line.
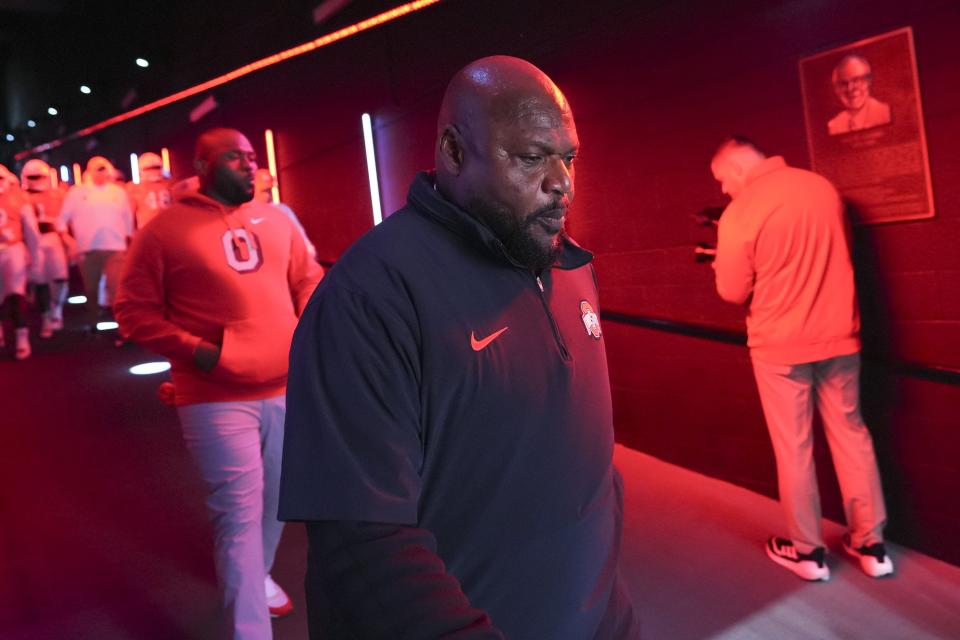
89, 159, 112, 186
253, 169, 274, 203
202, 133, 257, 205
833, 58, 872, 112
462, 101, 578, 271
141, 166, 163, 183
711, 158, 746, 200
24, 174, 49, 192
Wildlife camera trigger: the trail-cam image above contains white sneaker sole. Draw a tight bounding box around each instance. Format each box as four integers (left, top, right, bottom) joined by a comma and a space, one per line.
765, 543, 830, 581
843, 540, 894, 578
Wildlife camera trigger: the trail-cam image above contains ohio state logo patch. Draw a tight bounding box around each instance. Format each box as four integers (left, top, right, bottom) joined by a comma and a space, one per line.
580, 300, 601, 339
221, 228, 263, 273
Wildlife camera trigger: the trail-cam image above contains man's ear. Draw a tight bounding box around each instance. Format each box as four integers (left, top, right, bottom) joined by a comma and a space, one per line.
438, 125, 465, 176
730, 161, 745, 179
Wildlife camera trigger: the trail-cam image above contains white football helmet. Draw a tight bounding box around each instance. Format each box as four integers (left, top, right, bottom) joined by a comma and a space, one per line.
138, 152, 164, 182
21, 158, 53, 192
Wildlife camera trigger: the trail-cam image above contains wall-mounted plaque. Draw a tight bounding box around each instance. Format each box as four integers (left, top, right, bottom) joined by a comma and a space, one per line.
799, 27, 933, 224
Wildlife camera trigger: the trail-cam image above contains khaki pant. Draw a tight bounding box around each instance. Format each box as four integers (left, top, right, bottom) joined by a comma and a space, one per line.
752, 352, 887, 553
78, 249, 125, 325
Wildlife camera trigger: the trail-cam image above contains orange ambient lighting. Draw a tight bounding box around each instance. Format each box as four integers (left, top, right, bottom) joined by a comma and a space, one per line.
265, 129, 280, 203
16, 0, 443, 160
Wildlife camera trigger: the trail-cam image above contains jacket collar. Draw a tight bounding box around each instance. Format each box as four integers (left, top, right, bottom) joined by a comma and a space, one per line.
745, 155, 788, 186
406, 171, 593, 271
175, 190, 241, 215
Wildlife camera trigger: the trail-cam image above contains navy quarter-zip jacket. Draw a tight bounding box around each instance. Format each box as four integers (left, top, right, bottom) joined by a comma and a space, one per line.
280, 172, 636, 639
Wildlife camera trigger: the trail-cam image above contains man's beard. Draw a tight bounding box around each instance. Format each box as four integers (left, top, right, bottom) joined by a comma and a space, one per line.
213, 171, 254, 205
467, 197, 566, 271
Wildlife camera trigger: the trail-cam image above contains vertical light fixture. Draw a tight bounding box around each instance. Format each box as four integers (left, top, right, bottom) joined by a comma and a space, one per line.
264, 129, 280, 203
361, 113, 382, 226
161, 147, 171, 176
130, 152, 140, 184
49, 166, 59, 188
60, 165, 70, 183
72, 162, 83, 184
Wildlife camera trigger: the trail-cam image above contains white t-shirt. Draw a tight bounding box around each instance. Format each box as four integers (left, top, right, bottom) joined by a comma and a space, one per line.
60, 183, 133, 252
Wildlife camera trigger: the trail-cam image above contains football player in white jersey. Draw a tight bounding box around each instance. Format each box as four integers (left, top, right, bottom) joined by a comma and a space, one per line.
21, 159, 71, 337
0, 164, 41, 358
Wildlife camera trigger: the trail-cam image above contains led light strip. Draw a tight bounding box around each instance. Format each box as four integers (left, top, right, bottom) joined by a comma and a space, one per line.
130, 153, 140, 184
265, 129, 280, 203
16, 0, 443, 160
361, 113, 382, 226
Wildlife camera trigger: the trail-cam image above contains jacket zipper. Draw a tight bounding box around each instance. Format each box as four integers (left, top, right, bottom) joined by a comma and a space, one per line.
535, 275, 570, 360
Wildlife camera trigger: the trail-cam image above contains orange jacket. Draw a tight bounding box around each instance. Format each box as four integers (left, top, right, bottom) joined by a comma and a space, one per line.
715, 157, 861, 364
115, 192, 323, 405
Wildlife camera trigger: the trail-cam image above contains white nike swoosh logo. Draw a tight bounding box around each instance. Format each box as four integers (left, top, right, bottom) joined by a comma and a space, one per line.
470, 327, 508, 351
251, 217, 265, 224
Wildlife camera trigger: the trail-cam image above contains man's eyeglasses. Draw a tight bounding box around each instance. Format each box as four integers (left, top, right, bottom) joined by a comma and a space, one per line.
834, 73, 871, 90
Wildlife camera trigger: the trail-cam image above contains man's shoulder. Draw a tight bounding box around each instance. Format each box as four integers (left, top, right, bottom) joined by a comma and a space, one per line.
755, 162, 825, 186
866, 96, 892, 122
247, 200, 292, 221
323, 206, 451, 295
0, 191, 26, 209
827, 111, 847, 134
141, 199, 211, 233
733, 165, 836, 217
346, 205, 436, 256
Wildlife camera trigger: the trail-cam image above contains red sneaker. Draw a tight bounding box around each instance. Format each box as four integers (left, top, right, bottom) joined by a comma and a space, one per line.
266, 575, 293, 618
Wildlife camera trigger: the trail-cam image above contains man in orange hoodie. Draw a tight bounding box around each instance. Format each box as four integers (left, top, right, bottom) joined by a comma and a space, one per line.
115, 128, 323, 639
710, 136, 891, 583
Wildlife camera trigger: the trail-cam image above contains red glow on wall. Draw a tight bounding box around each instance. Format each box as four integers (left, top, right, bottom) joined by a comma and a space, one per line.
15, 0, 443, 161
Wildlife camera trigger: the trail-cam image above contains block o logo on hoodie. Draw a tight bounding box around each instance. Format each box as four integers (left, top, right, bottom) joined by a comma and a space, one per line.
221, 228, 263, 273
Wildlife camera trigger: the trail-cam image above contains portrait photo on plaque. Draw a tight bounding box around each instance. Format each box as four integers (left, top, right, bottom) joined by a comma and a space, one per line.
799, 27, 934, 224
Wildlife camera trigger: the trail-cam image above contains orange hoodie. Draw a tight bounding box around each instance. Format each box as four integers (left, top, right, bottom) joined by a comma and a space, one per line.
714, 156, 861, 364
115, 192, 323, 405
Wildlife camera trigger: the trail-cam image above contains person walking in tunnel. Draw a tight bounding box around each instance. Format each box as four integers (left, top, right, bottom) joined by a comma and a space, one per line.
0, 164, 41, 359
710, 136, 892, 582
21, 159, 71, 338
59, 156, 133, 330
280, 56, 639, 639
115, 128, 323, 639
127, 151, 174, 231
